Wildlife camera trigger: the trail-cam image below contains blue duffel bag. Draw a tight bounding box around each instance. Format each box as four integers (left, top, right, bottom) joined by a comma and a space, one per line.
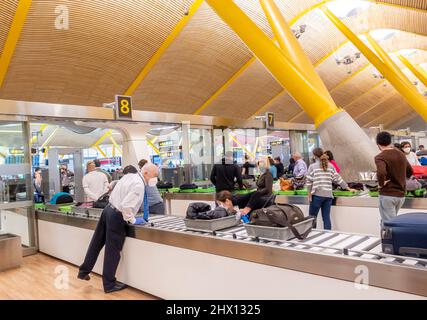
382, 213, 427, 258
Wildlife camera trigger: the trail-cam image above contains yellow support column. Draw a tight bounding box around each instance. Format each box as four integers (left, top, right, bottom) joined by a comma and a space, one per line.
397, 55, 427, 88
205, 0, 340, 127
365, 33, 414, 88
259, 0, 334, 105
321, 6, 427, 123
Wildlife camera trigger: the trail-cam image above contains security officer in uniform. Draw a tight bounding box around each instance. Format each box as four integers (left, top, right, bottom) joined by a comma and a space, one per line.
78, 163, 159, 293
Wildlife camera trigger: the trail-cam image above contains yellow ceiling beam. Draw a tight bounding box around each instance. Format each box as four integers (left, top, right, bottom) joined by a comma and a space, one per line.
397, 54, 427, 88
322, 6, 427, 123
41, 126, 59, 149
95, 146, 108, 158
260, 0, 334, 105
30, 124, 48, 145
206, 0, 341, 128
147, 140, 160, 155
91, 129, 113, 148
200, 0, 426, 118
366, 33, 414, 88
124, 0, 204, 96
0, 0, 32, 88
193, 56, 255, 115
108, 135, 122, 155
229, 133, 255, 159
194, 0, 331, 116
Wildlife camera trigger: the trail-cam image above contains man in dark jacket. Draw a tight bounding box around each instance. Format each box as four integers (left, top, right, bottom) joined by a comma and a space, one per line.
274, 157, 285, 178
210, 151, 243, 192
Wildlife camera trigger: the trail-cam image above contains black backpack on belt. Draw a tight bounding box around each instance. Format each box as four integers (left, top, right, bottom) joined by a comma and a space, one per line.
250, 204, 311, 239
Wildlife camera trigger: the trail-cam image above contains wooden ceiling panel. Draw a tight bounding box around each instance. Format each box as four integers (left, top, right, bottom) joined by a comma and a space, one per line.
357, 94, 407, 125
131, 2, 253, 114
261, 92, 302, 122
331, 67, 380, 106
379, 0, 427, 10
346, 83, 395, 117
201, 60, 282, 118
0, 0, 195, 106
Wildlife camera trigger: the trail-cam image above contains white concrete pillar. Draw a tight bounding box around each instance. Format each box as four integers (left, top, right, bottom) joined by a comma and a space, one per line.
317, 111, 378, 181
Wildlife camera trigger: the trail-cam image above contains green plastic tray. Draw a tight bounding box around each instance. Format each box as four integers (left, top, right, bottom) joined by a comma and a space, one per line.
179, 189, 198, 193
233, 189, 256, 195
295, 190, 308, 196
333, 190, 359, 197
58, 205, 73, 213
34, 203, 46, 210
369, 191, 379, 197
275, 190, 296, 195
406, 189, 426, 197
194, 188, 216, 193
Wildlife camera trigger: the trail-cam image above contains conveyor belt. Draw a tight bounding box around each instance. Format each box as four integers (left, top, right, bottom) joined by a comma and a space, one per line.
146, 215, 427, 270
43, 209, 427, 268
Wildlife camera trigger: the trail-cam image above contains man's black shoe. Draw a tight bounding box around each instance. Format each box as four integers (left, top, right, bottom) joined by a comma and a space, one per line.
104, 282, 128, 294
77, 272, 90, 281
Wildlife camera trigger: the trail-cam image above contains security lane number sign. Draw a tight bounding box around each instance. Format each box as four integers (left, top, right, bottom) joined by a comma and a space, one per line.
115, 95, 133, 120
266, 112, 274, 129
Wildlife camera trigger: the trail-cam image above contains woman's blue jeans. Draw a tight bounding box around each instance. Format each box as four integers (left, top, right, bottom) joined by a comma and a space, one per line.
309, 195, 333, 230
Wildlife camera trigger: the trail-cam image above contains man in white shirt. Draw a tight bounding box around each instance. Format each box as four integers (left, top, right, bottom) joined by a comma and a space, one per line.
82, 161, 109, 202
78, 163, 159, 293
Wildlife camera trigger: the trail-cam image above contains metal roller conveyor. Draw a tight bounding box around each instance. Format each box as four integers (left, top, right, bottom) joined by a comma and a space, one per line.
145, 215, 427, 270
36, 209, 427, 297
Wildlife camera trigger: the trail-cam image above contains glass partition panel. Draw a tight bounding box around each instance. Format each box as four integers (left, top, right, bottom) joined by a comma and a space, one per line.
0, 121, 35, 255
189, 128, 213, 183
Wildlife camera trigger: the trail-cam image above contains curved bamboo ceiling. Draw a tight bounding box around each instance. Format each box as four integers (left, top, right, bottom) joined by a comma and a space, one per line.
0, 0, 426, 130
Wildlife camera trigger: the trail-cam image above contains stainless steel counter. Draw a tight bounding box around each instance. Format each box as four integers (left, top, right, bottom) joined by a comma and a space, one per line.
36, 209, 427, 297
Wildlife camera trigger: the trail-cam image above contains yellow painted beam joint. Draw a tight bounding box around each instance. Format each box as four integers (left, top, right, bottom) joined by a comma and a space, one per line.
0, 0, 32, 88
125, 0, 204, 96
95, 146, 107, 158
397, 55, 427, 88
206, 0, 339, 127
229, 134, 255, 159
92, 129, 113, 148
147, 140, 160, 155
321, 6, 427, 123
260, 0, 333, 105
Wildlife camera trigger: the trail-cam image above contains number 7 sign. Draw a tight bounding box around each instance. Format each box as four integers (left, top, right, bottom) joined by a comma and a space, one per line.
266, 112, 275, 129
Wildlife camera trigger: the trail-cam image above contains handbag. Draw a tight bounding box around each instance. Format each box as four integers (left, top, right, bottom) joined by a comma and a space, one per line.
93, 192, 110, 209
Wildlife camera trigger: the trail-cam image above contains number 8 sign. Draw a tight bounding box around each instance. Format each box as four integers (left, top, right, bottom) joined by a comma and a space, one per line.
115, 95, 133, 120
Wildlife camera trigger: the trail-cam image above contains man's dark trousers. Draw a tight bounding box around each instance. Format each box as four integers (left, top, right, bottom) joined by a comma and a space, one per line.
79, 205, 127, 291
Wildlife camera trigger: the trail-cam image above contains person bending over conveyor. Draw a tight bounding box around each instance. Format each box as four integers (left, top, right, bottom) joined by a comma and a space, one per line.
78, 163, 159, 293
235, 157, 273, 217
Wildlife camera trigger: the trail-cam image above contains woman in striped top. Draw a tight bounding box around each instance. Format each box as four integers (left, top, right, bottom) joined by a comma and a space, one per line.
306, 148, 354, 230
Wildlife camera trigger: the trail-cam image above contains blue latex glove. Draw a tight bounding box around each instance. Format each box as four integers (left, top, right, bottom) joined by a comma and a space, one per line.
134, 217, 148, 225
241, 215, 250, 224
